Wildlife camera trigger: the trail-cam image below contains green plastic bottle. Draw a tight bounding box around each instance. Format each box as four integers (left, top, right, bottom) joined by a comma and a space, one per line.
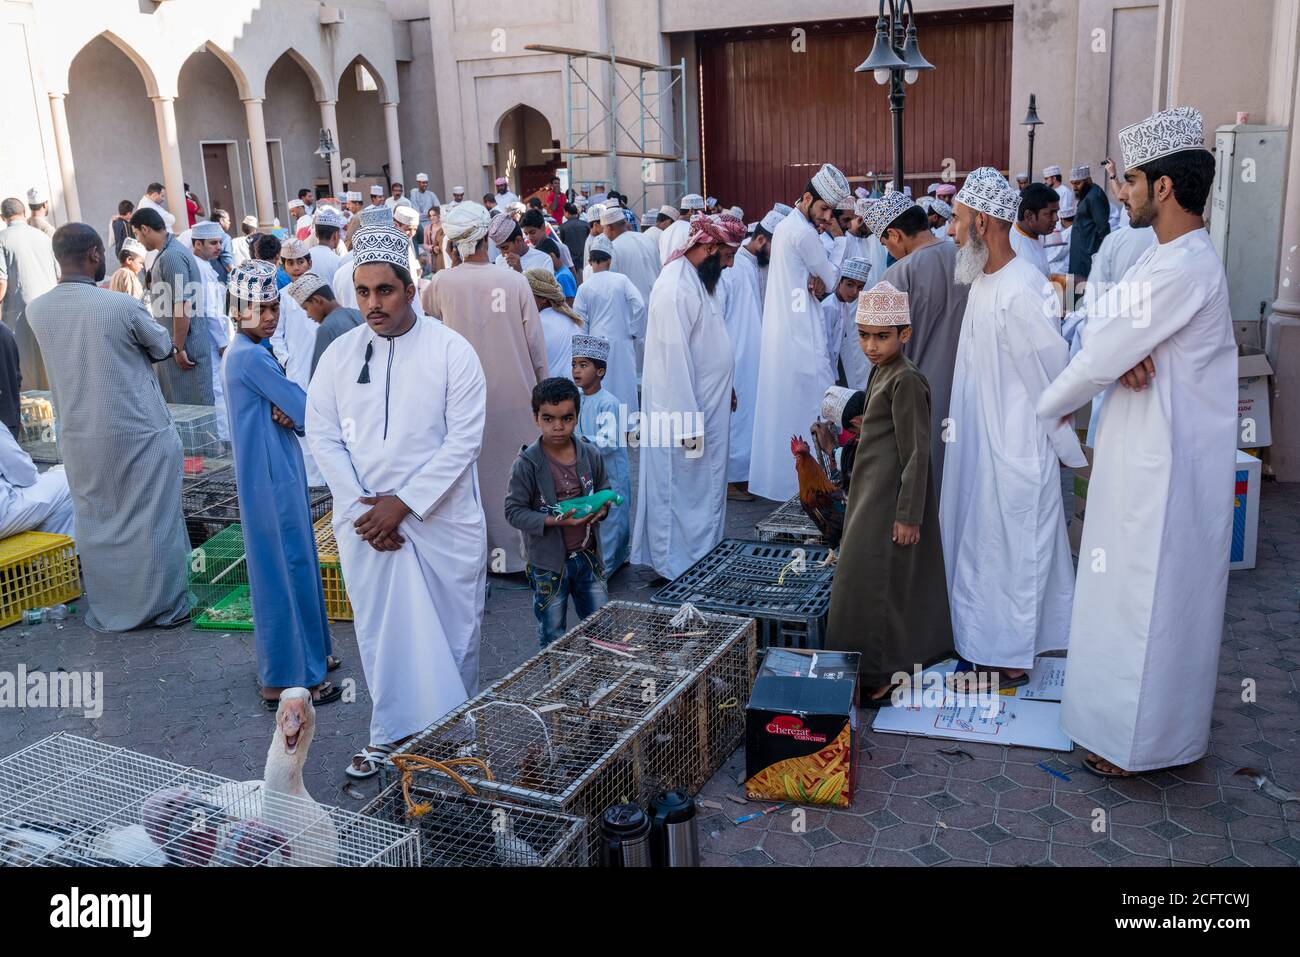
551, 489, 624, 518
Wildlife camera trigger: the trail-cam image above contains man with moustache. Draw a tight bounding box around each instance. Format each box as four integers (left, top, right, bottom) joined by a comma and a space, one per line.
1038, 108, 1234, 778
306, 219, 489, 779
631, 214, 746, 580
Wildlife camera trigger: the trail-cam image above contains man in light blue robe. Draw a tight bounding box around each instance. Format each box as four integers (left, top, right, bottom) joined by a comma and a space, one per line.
223, 260, 338, 708
572, 334, 631, 572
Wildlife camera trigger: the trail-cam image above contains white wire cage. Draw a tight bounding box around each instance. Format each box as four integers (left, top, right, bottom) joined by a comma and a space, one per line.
0, 734, 419, 867
168, 403, 228, 462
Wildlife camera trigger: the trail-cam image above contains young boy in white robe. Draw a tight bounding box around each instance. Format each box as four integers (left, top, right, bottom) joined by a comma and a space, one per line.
572, 235, 644, 418
818, 257, 872, 390
571, 334, 631, 573
504, 377, 613, 646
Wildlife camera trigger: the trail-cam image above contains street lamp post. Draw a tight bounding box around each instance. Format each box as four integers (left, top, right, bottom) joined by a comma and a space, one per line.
314, 128, 338, 194
855, 0, 934, 193
1022, 94, 1043, 184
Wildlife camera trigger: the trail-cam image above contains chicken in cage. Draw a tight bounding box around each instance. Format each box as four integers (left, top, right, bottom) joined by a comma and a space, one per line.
0, 694, 419, 867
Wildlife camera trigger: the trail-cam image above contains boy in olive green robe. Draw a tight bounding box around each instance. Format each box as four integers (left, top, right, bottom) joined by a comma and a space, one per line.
826, 281, 953, 707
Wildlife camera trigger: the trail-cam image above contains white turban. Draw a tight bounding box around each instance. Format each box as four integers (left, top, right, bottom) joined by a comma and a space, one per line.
441, 200, 491, 258
599, 206, 625, 226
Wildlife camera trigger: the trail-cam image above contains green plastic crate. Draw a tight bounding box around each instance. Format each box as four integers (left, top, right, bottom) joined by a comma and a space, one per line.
188, 524, 253, 631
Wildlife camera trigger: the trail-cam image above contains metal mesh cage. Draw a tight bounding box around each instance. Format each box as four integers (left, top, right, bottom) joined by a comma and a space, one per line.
168, 403, 225, 458
187, 523, 252, 630
183, 456, 234, 481
454, 601, 756, 852
392, 700, 645, 860
543, 602, 754, 795
184, 478, 331, 547
652, 539, 834, 649
754, 495, 824, 545
488, 600, 752, 713
360, 781, 586, 866
19, 391, 60, 464
0, 734, 419, 866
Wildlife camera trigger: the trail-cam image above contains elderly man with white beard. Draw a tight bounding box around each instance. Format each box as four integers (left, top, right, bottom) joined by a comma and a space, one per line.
940, 167, 1086, 692
631, 214, 747, 581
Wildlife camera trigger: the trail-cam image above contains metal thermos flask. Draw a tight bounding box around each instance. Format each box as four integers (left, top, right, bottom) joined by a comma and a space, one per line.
649, 790, 699, 867
599, 802, 652, 867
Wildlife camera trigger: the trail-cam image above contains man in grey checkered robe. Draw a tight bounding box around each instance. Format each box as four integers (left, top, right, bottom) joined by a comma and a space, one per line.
26, 224, 191, 632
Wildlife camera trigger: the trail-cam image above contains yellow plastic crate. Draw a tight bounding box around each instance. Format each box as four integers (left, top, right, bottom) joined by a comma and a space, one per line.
0, 532, 81, 628
313, 512, 352, 621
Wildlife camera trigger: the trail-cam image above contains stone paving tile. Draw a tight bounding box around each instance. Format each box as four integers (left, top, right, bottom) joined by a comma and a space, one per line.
4, 477, 1298, 868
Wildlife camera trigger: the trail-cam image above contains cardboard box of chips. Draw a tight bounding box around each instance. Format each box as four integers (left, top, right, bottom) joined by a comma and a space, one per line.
744, 649, 859, 808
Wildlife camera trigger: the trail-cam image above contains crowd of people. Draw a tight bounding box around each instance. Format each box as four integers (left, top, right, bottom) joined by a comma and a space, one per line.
0, 104, 1234, 783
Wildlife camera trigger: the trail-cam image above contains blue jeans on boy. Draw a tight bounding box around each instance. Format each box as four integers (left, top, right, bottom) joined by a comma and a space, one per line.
526, 549, 609, 646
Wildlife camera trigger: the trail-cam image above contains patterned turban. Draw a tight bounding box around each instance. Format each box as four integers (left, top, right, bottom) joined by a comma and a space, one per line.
488, 211, 519, 246
665, 213, 748, 263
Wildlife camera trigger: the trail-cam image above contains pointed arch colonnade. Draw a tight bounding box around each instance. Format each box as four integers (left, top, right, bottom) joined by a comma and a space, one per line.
42, 3, 404, 233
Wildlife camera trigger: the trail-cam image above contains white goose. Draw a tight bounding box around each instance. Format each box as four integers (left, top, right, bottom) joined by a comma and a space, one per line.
208, 688, 338, 866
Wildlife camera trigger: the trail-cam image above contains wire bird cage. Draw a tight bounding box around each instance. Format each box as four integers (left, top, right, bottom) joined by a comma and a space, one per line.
168, 403, 225, 457
391, 700, 645, 862
361, 781, 586, 867
0, 734, 419, 866
187, 523, 253, 630
485, 602, 755, 791
183, 455, 234, 481
183, 464, 233, 489
652, 539, 834, 649
755, 496, 824, 545
19, 391, 60, 464
183, 477, 331, 547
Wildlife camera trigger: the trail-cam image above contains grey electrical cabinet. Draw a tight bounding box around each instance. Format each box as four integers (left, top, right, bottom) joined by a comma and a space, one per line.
1210, 124, 1287, 334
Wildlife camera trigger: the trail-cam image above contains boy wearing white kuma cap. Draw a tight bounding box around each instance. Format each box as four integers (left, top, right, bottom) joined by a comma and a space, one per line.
941, 166, 1084, 693
820, 256, 873, 391
570, 332, 632, 572
824, 280, 953, 707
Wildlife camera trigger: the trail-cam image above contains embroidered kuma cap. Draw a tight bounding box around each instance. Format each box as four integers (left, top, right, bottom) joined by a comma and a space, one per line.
855, 280, 911, 327
571, 333, 611, 362
1119, 107, 1206, 170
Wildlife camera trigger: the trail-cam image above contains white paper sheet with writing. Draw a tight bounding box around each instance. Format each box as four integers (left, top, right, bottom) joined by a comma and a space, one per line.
998, 656, 1067, 701
869, 659, 1073, 751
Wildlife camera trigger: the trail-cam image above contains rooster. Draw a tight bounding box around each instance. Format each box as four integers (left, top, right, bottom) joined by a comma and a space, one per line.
791, 434, 845, 551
